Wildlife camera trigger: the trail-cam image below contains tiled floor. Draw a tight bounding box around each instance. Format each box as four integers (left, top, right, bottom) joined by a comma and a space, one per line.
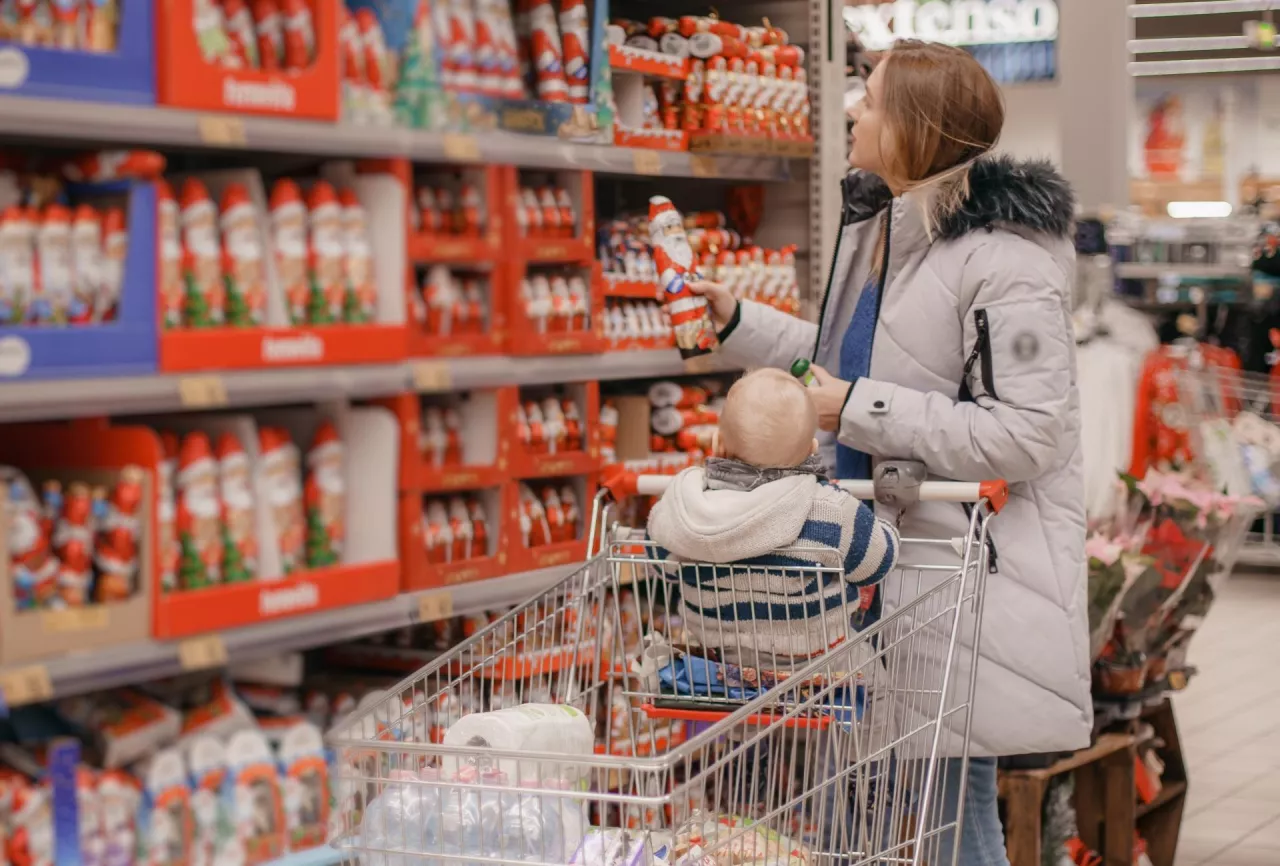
1172, 573, 1280, 866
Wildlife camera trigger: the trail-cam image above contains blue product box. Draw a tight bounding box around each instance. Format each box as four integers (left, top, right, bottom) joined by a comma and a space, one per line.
0, 180, 157, 381
0, 0, 155, 104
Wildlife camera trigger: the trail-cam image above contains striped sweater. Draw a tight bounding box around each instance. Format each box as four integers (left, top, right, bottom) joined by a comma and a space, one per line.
646, 463, 900, 661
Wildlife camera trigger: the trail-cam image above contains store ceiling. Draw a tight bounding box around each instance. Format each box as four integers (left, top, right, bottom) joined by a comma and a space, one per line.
1131, 1, 1280, 75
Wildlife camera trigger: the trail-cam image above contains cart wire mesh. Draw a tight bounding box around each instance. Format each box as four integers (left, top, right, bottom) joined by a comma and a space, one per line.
328, 483, 996, 866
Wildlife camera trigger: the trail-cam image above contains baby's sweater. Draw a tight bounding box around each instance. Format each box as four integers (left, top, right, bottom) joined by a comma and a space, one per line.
646, 459, 900, 660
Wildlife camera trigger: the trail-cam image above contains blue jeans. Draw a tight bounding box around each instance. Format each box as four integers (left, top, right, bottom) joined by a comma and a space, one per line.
933, 758, 1011, 866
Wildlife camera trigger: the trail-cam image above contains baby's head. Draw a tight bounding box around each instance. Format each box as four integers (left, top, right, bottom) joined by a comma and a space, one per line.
714, 368, 818, 468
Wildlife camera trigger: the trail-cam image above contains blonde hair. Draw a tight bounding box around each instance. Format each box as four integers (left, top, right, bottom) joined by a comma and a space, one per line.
875, 40, 1004, 230
719, 369, 817, 468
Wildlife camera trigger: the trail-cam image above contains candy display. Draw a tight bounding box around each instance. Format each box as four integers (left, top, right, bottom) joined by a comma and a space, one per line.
517, 480, 580, 547
598, 209, 800, 315
608, 13, 810, 151
417, 266, 490, 337
414, 178, 488, 238
515, 182, 578, 239
420, 493, 491, 564
604, 298, 671, 349
340, 4, 396, 125
515, 390, 585, 457
0, 0, 120, 52
5, 464, 145, 610
191, 0, 317, 70
518, 268, 591, 333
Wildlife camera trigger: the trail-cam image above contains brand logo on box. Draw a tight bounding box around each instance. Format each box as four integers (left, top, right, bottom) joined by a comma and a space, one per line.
224, 78, 297, 112
261, 334, 324, 362
259, 581, 320, 616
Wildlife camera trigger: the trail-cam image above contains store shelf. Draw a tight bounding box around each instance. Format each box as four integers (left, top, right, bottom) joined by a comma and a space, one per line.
0, 95, 793, 181
0, 564, 578, 705
0, 350, 737, 422
266, 847, 342, 866
1114, 263, 1250, 280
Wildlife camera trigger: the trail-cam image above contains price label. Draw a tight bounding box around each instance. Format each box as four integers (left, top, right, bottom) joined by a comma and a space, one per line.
417, 590, 454, 622
689, 154, 718, 178
178, 634, 228, 671
178, 375, 229, 408
410, 360, 452, 392
0, 665, 52, 708
632, 149, 663, 176
198, 115, 248, 147
442, 134, 481, 162
42, 607, 109, 633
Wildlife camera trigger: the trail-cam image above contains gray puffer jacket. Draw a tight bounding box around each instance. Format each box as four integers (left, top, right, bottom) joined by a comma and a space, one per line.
716, 155, 1091, 757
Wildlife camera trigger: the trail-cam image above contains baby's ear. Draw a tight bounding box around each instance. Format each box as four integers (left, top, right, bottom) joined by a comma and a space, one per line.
810, 438, 819, 455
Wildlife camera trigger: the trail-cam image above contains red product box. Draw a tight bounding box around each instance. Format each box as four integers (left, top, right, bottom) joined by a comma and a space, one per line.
157, 0, 340, 119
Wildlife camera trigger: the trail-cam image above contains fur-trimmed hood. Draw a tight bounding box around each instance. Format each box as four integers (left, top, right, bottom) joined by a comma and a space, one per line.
840, 154, 1075, 241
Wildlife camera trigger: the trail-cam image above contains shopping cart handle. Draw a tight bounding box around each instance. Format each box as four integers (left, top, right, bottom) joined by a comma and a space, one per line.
603, 464, 1008, 513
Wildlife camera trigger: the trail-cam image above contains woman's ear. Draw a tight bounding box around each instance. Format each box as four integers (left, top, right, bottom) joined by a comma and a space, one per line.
811, 438, 819, 455
711, 429, 726, 458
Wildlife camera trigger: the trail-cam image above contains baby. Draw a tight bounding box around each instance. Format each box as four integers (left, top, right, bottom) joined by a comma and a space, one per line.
647, 368, 900, 667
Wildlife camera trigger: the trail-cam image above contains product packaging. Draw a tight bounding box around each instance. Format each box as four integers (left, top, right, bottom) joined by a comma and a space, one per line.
648, 196, 716, 358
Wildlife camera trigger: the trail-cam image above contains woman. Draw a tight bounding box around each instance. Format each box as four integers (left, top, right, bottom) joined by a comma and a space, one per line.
690, 40, 1090, 865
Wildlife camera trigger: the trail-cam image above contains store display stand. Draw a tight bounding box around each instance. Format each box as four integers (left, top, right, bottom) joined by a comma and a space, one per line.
999, 699, 1187, 866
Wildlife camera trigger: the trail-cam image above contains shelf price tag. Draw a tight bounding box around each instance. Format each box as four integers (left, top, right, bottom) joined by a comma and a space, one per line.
410, 360, 452, 392
178, 634, 228, 671
178, 375, 228, 408
42, 607, 109, 633
0, 665, 53, 709
632, 149, 663, 176
417, 590, 454, 622
197, 115, 248, 147
689, 155, 718, 178
442, 134, 481, 162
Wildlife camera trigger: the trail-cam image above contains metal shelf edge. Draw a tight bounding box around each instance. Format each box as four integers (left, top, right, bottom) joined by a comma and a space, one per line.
10, 564, 579, 704
0, 351, 741, 422
0, 96, 791, 181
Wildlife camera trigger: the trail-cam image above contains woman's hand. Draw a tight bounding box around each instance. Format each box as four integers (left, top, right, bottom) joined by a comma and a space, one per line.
685, 279, 738, 329
809, 365, 854, 432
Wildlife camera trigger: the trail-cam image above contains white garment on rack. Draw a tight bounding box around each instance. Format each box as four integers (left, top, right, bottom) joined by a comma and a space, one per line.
1076, 299, 1158, 522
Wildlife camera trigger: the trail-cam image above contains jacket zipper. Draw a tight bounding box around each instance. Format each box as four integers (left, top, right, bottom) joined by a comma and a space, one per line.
812, 199, 892, 360
974, 309, 1000, 401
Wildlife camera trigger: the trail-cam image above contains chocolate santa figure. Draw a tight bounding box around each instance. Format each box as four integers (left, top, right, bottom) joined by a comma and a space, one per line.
94, 465, 143, 603
180, 179, 225, 328
0, 205, 35, 324
269, 179, 310, 326
96, 207, 127, 323
7, 469, 58, 609
649, 196, 717, 358
260, 426, 305, 574
558, 0, 589, 103
281, 0, 314, 69
306, 181, 345, 325
157, 181, 184, 329
253, 0, 285, 69
525, 0, 569, 101
338, 187, 377, 323
69, 205, 101, 324
33, 204, 73, 324
219, 184, 267, 327
303, 422, 344, 568
223, 0, 259, 68
157, 432, 180, 593
217, 433, 258, 582
53, 482, 95, 606
176, 432, 224, 589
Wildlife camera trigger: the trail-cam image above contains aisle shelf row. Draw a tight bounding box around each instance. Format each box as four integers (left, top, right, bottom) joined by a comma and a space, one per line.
0, 96, 794, 182
0, 350, 737, 422
0, 565, 577, 708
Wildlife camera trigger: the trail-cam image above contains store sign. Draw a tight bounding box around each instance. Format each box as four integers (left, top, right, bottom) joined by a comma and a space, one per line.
844, 0, 1059, 84
843, 0, 1059, 52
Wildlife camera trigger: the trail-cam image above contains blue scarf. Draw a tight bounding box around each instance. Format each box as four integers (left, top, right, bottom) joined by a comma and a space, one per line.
835, 277, 881, 482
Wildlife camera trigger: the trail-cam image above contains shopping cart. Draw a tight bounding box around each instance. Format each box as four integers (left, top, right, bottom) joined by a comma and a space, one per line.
1176, 365, 1280, 569
328, 465, 1005, 866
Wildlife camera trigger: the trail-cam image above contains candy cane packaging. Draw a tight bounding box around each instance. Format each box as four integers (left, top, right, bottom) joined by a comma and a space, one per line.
648, 196, 716, 358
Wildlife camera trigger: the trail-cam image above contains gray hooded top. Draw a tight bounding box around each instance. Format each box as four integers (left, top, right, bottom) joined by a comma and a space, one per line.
715, 156, 1091, 757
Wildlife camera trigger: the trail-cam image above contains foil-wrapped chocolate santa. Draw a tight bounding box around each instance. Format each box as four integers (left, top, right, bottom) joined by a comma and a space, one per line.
648, 195, 717, 358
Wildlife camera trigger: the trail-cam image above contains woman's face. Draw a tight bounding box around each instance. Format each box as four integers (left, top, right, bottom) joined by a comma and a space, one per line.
848, 61, 890, 176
